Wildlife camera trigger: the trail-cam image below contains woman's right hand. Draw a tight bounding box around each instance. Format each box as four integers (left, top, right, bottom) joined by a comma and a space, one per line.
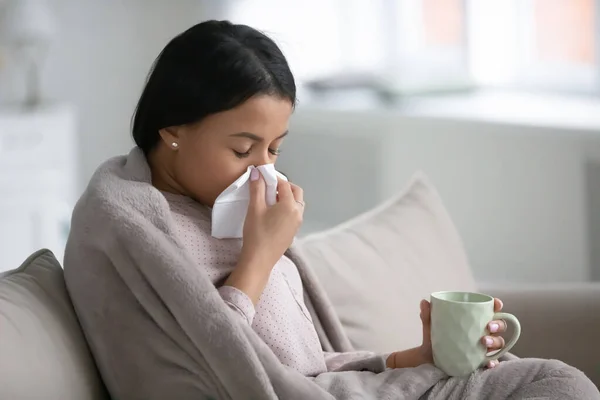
240, 167, 304, 269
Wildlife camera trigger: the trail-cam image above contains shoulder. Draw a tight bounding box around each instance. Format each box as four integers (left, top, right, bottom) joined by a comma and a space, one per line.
68, 153, 173, 252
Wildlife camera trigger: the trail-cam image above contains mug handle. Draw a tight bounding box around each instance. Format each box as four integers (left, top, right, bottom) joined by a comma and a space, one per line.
484, 312, 521, 362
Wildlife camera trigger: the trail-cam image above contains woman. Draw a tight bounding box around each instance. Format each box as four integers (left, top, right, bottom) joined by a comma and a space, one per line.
65, 20, 598, 399
135, 18, 504, 374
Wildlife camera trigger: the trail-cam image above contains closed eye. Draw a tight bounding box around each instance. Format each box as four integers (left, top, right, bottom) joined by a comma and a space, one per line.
233, 150, 251, 158
233, 148, 281, 158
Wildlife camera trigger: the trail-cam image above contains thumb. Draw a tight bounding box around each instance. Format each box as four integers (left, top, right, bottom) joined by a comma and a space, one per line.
420, 300, 431, 327
420, 299, 432, 345
248, 167, 266, 212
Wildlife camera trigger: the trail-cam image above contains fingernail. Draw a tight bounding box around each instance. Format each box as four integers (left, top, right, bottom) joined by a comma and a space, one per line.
250, 167, 259, 181
497, 299, 504, 309
485, 337, 493, 346
489, 323, 499, 333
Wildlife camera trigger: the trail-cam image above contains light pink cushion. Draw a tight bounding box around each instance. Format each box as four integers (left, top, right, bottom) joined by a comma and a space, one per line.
297, 173, 476, 353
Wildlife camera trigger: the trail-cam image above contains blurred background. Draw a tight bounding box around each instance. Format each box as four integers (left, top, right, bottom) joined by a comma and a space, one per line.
0, 0, 598, 285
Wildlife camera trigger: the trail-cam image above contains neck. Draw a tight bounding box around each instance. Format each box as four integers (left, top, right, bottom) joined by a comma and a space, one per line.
147, 147, 190, 197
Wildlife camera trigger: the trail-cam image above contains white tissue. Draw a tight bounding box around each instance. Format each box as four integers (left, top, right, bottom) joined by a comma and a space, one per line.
211, 164, 287, 239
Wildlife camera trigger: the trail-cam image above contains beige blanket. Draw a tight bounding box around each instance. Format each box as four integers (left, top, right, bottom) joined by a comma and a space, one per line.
64, 148, 599, 399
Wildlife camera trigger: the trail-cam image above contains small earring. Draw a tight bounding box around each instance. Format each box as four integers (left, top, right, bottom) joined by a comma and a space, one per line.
171, 142, 178, 149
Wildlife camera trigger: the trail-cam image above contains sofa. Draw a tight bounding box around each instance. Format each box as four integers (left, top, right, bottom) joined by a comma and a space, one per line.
1, 173, 599, 399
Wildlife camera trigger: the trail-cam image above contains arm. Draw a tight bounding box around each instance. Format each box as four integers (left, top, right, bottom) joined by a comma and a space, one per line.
323, 349, 428, 372
217, 285, 256, 325
384, 347, 429, 369
221, 168, 304, 311
219, 253, 276, 324
223, 253, 272, 306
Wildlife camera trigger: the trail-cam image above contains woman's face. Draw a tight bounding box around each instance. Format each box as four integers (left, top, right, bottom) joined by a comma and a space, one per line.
153, 95, 293, 206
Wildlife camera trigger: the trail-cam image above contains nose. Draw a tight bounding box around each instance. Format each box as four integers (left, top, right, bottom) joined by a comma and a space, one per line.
254, 150, 272, 167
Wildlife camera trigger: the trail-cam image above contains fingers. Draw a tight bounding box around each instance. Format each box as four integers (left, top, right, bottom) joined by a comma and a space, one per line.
420, 300, 432, 347
289, 182, 304, 204
289, 182, 305, 212
488, 319, 507, 334
276, 177, 294, 203
486, 359, 500, 369
277, 178, 305, 211
483, 335, 505, 351
493, 298, 503, 312
248, 167, 266, 212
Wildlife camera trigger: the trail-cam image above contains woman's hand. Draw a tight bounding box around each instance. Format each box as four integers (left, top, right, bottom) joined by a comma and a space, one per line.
387, 298, 507, 369
224, 168, 304, 305
480, 298, 507, 368
240, 167, 304, 269
417, 297, 506, 369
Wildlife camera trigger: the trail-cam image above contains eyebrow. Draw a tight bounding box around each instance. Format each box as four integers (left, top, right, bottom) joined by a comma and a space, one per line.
229, 131, 288, 142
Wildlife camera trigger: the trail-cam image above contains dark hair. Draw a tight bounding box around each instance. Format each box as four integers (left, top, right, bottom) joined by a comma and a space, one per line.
132, 20, 296, 154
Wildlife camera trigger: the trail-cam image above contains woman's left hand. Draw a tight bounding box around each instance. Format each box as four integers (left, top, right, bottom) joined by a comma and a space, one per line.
418, 297, 507, 369
481, 297, 507, 369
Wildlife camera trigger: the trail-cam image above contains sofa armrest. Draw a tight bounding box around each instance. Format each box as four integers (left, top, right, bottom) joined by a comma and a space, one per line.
479, 282, 600, 387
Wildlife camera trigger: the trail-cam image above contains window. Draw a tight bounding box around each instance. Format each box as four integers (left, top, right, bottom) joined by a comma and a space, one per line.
226, 0, 599, 95
227, 0, 346, 81
534, 0, 595, 64
468, 0, 597, 93
423, 0, 464, 47
385, 0, 470, 92
520, 0, 597, 92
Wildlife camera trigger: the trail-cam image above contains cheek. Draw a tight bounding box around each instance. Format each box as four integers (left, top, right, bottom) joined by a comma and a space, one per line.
175, 147, 248, 205
208, 161, 247, 194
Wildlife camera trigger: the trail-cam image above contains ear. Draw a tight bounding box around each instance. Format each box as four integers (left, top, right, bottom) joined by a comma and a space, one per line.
158, 126, 181, 150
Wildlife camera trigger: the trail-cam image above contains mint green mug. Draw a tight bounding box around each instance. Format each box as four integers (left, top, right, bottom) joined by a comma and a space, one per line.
430, 291, 521, 377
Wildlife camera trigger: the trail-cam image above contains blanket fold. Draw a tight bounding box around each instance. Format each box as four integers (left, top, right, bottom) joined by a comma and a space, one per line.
64, 148, 598, 400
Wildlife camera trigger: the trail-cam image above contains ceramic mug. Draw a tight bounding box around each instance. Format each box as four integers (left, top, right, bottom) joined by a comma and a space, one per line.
430, 291, 521, 377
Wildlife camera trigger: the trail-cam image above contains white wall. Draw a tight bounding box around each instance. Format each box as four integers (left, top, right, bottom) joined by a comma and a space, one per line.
281, 105, 600, 284
38, 0, 225, 191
